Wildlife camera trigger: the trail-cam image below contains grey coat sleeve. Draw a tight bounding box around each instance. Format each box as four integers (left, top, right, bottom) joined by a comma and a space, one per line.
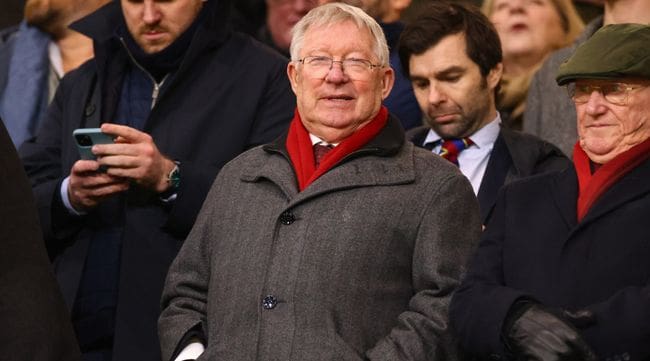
366, 172, 482, 360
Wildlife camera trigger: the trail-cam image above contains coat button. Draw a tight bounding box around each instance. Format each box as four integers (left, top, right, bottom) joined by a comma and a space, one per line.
84, 103, 96, 117
279, 211, 295, 225
262, 295, 277, 310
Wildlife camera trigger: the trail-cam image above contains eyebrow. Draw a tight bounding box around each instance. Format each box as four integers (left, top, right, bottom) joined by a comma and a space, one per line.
410, 65, 466, 81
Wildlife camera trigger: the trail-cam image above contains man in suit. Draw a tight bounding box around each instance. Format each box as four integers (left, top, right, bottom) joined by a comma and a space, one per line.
398, 1, 570, 223
19, 0, 295, 359
0, 0, 111, 147
0, 118, 81, 361
450, 23, 650, 360
158, 3, 480, 361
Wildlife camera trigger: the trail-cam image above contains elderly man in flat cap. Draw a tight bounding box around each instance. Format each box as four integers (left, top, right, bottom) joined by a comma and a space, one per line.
449, 23, 650, 361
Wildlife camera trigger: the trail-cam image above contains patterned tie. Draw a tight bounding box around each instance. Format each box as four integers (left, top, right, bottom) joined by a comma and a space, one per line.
439, 138, 473, 166
313, 143, 334, 168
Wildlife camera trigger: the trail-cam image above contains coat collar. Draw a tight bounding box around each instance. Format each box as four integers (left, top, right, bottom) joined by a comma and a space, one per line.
246, 114, 410, 204
578, 158, 650, 226
551, 158, 650, 235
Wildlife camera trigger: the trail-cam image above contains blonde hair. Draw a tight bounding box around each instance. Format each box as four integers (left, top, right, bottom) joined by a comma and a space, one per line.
482, 0, 584, 49
290, 2, 390, 66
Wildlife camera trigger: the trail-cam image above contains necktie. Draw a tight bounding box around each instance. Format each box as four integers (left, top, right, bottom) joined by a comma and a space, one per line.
439, 138, 473, 166
314, 143, 334, 168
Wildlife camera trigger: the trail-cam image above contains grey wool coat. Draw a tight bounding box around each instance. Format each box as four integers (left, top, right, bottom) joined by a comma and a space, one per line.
159, 115, 482, 361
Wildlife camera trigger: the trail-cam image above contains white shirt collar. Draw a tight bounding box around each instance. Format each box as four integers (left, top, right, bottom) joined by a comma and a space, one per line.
48, 41, 63, 79
423, 113, 501, 149
309, 133, 339, 147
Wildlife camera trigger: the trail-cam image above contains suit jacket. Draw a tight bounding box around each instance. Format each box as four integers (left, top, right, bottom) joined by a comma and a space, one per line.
0, 22, 52, 147
0, 118, 81, 361
408, 125, 570, 222
523, 17, 602, 157
450, 160, 650, 361
18, 1, 295, 359
158, 115, 482, 361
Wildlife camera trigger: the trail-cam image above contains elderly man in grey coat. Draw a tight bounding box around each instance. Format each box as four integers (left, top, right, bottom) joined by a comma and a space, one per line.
158, 3, 481, 361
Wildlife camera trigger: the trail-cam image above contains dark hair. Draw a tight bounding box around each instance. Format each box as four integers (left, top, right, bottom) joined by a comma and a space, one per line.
398, 1, 502, 78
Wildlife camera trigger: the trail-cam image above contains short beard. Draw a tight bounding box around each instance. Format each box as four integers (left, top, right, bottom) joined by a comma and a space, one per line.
427, 76, 491, 139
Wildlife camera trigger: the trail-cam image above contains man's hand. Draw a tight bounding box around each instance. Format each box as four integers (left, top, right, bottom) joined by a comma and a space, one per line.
68, 159, 130, 211
505, 303, 597, 361
93, 123, 176, 193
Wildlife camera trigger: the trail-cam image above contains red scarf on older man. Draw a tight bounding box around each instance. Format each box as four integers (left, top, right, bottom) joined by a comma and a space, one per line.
574, 138, 650, 221
286, 106, 388, 191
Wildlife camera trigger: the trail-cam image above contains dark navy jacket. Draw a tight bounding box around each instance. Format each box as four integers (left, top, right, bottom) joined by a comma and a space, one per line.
450, 160, 650, 361
18, 0, 295, 359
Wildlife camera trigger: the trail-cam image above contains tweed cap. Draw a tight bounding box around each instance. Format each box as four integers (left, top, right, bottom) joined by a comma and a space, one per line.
556, 23, 650, 85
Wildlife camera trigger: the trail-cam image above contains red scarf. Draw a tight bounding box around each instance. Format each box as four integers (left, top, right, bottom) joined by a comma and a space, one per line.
286, 106, 388, 191
574, 138, 650, 221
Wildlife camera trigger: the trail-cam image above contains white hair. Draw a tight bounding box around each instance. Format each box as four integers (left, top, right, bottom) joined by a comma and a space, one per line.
289, 3, 389, 66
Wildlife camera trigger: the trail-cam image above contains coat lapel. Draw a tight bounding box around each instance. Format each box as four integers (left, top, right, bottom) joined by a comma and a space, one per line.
477, 131, 511, 222
577, 159, 650, 229
551, 167, 579, 230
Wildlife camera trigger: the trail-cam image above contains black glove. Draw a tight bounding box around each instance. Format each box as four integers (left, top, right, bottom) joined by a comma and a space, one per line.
504, 303, 597, 361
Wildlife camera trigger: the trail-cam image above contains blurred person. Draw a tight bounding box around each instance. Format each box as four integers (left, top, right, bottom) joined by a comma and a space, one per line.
158, 4, 480, 361
373, 0, 423, 130
483, 0, 583, 129
400, 1, 569, 223
525, 0, 650, 156
0, 117, 81, 361
0, 0, 110, 148
451, 24, 650, 361
19, 0, 295, 359
258, 0, 318, 57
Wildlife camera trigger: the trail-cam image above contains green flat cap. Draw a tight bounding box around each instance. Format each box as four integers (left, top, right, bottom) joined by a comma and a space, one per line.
556, 23, 650, 85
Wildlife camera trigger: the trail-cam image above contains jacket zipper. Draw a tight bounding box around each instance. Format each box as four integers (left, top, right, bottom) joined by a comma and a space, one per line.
119, 37, 169, 109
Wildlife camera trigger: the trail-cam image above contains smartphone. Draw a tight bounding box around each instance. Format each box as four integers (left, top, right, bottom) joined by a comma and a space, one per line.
72, 128, 115, 160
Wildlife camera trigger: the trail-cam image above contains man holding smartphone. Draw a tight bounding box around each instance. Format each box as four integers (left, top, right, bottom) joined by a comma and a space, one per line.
18, 0, 295, 360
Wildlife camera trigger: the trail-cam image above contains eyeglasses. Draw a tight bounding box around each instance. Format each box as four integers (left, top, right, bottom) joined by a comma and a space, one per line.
297, 56, 383, 80
566, 81, 647, 106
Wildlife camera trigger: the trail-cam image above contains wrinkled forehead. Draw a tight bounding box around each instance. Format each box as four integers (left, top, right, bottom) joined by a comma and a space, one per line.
300, 21, 375, 54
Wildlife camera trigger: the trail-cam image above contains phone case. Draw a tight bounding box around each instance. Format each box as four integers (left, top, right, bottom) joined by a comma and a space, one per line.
72, 128, 115, 160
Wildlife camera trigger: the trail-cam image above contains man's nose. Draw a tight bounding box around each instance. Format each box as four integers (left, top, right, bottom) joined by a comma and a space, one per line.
428, 84, 446, 105
142, 0, 161, 24
583, 91, 609, 116
324, 61, 349, 83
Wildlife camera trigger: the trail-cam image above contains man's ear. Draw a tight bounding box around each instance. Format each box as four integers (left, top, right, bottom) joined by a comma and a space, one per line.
380, 66, 396, 100
487, 62, 503, 91
287, 62, 300, 95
